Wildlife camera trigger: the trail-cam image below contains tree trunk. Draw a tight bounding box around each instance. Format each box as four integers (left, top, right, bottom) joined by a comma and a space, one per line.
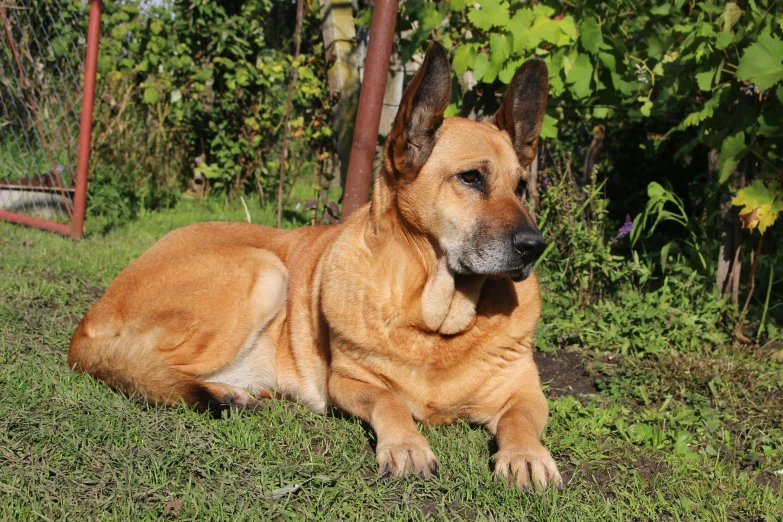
716, 93, 751, 303
716, 193, 735, 299
320, 0, 360, 188
374, 35, 406, 177
581, 125, 604, 186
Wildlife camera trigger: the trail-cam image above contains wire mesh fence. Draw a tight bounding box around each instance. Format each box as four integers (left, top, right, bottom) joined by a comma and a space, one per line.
0, 0, 100, 237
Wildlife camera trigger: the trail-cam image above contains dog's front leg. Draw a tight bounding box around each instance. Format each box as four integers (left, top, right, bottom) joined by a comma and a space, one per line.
489, 386, 563, 490
329, 373, 438, 478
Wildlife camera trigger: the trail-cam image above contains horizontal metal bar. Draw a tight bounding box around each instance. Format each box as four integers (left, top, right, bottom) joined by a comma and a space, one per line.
0, 184, 76, 193
0, 209, 72, 236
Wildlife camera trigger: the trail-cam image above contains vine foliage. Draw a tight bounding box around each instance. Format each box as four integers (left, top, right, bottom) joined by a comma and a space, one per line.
394, 0, 782, 230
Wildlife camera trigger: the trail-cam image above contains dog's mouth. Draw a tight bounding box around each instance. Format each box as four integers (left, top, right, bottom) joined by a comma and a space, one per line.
508, 264, 535, 282
457, 260, 534, 282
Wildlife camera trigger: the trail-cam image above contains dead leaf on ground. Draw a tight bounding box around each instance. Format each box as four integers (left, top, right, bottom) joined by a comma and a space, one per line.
163, 496, 184, 517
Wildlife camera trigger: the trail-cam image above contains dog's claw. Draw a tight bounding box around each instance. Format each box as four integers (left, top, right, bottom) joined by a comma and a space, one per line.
376, 436, 438, 479
493, 444, 562, 491
431, 462, 440, 476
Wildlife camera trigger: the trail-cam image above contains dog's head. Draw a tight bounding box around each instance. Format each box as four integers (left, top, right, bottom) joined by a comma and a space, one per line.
381, 41, 549, 282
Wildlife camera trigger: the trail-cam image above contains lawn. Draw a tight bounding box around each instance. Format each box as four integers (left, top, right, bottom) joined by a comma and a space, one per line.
1, 199, 781, 521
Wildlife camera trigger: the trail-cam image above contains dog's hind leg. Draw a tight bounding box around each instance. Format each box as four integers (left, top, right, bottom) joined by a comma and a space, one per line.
69, 247, 288, 416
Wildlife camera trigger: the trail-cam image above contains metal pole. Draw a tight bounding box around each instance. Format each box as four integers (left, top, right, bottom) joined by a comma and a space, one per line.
70, 0, 102, 239
0, 210, 72, 235
340, 0, 398, 220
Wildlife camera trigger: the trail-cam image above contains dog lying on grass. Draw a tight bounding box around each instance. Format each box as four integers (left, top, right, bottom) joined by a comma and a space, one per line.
69, 41, 563, 490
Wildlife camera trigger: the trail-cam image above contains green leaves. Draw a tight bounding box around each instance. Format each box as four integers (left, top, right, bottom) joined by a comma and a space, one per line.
718, 132, 748, 183
695, 65, 720, 91
735, 35, 783, 91
467, 0, 509, 31
579, 17, 603, 54
674, 86, 727, 131
722, 2, 743, 31
399, 0, 447, 62
489, 33, 512, 65
716, 30, 733, 50
508, 8, 535, 52
142, 87, 160, 105
528, 14, 561, 45
631, 182, 689, 245
394, 0, 783, 199
472, 52, 490, 81
89, 0, 335, 197
540, 114, 558, 139
453, 44, 476, 75
566, 53, 593, 99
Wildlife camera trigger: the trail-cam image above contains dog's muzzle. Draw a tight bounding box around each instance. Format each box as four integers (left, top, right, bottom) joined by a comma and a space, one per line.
450, 224, 546, 282
508, 226, 545, 282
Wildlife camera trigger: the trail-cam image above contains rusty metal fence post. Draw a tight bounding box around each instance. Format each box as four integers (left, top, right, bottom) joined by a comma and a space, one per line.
0, 0, 102, 238
340, 0, 398, 220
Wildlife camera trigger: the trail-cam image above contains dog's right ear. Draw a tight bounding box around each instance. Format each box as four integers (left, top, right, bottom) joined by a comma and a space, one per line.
493, 59, 549, 167
387, 41, 451, 179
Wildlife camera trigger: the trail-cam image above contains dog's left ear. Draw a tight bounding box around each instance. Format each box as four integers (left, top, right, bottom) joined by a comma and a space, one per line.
388, 41, 451, 179
494, 59, 549, 167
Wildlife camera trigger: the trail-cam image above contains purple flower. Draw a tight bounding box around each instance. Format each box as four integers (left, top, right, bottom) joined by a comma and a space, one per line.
610, 214, 633, 243
55, 165, 64, 175
541, 177, 551, 190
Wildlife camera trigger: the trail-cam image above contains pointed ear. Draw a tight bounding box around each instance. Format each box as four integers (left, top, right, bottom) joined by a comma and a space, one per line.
494, 59, 549, 167
387, 41, 451, 179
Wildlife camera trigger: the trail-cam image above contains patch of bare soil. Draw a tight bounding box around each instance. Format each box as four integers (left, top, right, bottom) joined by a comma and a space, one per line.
635, 457, 670, 481
535, 350, 597, 397
577, 456, 670, 497
755, 471, 781, 494
581, 460, 619, 494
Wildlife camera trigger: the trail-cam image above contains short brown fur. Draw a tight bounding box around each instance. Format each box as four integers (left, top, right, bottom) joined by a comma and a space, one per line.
69, 42, 562, 489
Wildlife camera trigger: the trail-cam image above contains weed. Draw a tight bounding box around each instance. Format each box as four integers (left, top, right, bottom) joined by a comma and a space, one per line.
535, 157, 730, 356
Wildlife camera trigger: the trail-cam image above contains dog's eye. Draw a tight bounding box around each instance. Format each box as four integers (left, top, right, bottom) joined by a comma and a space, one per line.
516, 178, 528, 198
459, 170, 483, 188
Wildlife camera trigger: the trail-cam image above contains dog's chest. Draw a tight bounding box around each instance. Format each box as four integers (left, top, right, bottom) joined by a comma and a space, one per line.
383, 327, 535, 424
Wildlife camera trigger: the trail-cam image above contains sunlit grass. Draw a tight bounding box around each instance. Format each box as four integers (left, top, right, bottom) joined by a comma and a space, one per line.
1, 201, 781, 520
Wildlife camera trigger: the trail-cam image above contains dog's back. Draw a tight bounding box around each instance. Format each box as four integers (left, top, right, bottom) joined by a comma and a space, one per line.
68, 222, 339, 415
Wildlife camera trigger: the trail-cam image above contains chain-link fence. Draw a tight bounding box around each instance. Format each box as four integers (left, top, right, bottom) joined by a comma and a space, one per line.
0, 0, 101, 238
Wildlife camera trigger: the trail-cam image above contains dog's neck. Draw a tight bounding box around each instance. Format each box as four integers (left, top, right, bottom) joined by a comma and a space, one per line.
420, 259, 487, 334
368, 170, 486, 335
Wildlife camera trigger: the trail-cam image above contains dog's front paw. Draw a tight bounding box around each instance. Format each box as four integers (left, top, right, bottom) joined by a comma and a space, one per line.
376, 434, 439, 478
494, 443, 563, 491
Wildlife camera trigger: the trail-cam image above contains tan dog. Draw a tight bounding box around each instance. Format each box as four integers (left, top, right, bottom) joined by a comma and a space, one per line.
69, 42, 562, 490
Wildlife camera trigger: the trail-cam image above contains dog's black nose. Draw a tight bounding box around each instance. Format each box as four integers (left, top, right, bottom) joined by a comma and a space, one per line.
511, 228, 545, 261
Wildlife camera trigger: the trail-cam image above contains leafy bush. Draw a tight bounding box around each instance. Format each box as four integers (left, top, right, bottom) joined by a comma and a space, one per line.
17, 0, 333, 220
535, 157, 730, 356
395, 1, 782, 184
390, 0, 782, 342
146, 0, 333, 196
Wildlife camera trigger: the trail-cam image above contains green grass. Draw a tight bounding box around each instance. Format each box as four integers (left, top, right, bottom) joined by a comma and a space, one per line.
1, 200, 781, 520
